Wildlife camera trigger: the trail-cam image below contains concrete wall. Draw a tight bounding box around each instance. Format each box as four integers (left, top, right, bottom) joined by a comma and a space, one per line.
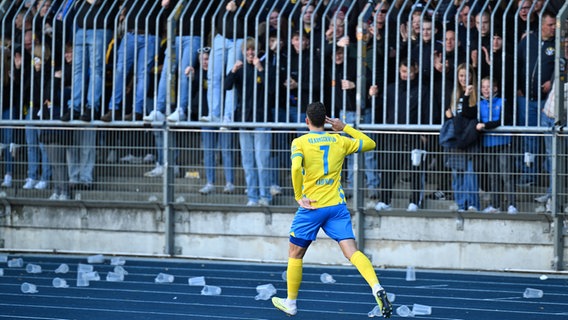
0, 203, 565, 271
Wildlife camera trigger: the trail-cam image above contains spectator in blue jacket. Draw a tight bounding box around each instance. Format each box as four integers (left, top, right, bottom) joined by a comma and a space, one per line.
476, 77, 517, 214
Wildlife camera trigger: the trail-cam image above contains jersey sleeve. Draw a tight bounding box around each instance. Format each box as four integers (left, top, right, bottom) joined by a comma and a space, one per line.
342, 125, 376, 154
290, 138, 304, 201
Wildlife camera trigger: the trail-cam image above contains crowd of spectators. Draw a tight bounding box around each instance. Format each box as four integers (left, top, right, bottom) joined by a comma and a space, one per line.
0, 0, 566, 211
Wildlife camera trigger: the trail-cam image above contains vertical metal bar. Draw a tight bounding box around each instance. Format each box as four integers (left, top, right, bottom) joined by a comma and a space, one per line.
355, 0, 374, 252
552, 2, 568, 271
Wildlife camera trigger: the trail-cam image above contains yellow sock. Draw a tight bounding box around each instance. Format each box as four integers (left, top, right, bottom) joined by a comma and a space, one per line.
350, 250, 379, 288
286, 257, 303, 300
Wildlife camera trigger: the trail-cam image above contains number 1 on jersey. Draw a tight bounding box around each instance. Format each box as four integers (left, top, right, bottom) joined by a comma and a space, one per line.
320, 145, 330, 175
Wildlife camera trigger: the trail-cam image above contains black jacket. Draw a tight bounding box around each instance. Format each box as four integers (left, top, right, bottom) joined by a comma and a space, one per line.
225, 61, 269, 122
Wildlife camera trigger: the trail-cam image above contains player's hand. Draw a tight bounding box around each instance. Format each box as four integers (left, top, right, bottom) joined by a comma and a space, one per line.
326, 116, 346, 132
297, 197, 317, 209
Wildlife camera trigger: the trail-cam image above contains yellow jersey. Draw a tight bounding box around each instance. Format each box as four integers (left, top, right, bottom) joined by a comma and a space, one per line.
290, 125, 376, 208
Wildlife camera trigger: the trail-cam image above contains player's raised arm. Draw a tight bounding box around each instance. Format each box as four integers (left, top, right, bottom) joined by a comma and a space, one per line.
325, 116, 376, 152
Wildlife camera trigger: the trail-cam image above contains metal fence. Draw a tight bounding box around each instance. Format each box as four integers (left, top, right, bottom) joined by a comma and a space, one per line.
0, 0, 567, 216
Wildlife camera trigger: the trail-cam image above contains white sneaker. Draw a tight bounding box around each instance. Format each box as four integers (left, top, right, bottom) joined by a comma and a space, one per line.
534, 194, 550, 203
246, 200, 259, 206
120, 154, 142, 163
374, 201, 391, 211
167, 109, 186, 122
143, 153, 156, 163
48, 193, 59, 200
1, 174, 12, 187
143, 110, 165, 122
258, 198, 270, 206
200, 115, 220, 122
59, 193, 70, 200
467, 206, 478, 212
272, 297, 297, 316
270, 185, 282, 196
223, 182, 235, 193
483, 206, 499, 213
545, 198, 552, 213
9, 143, 19, 158
407, 203, 418, 212
22, 178, 37, 189
199, 183, 215, 194
507, 205, 518, 214
144, 163, 164, 177
106, 150, 117, 163
34, 180, 48, 190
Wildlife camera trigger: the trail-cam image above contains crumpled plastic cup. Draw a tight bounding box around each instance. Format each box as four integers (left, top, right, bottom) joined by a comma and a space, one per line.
155, 273, 174, 283
26, 263, 42, 274
201, 285, 222, 296
368, 305, 382, 317
82, 271, 100, 281
396, 305, 414, 317
406, 266, 416, 281
523, 288, 544, 298
87, 254, 105, 264
412, 303, 432, 315
255, 283, 277, 300
188, 276, 206, 286
7, 258, 23, 268
106, 271, 124, 282
113, 266, 129, 276
110, 257, 126, 266
77, 263, 94, 273
52, 277, 69, 288
320, 272, 336, 284
21, 282, 38, 293
54, 263, 69, 274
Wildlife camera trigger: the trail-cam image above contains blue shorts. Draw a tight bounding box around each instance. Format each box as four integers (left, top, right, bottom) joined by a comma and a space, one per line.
289, 204, 355, 244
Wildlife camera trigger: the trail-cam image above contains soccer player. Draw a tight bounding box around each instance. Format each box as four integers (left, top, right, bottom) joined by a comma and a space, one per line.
271, 102, 393, 318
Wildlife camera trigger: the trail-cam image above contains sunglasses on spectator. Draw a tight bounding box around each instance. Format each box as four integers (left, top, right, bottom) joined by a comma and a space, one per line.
373, 9, 388, 14
198, 47, 211, 53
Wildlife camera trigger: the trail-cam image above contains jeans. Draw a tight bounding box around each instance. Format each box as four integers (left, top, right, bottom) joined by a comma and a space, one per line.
452, 158, 479, 210
46, 143, 69, 196
152, 131, 178, 166
269, 108, 299, 186
70, 29, 112, 111
484, 145, 515, 208
379, 139, 425, 207
201, 130, 234, 185
517, 96, 542, 181
108, 32, 159, 114
155, 36, 201, 115
239, 128, 272, 203
340, 110, 379, 189
207, 34, 243, 121
25, 116, 51, 182
67, 129, 96, 184
1, 109, 14, 175
540, 112, 555, 195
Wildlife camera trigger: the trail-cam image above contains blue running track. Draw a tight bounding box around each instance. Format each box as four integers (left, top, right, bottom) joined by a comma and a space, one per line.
0, 254, 566, 319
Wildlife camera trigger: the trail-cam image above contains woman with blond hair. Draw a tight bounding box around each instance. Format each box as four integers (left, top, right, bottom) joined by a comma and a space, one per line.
444, 63, 481, 212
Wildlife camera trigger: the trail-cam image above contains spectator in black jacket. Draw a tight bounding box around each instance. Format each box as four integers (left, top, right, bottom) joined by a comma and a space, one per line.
373, 59, 429, 212
515, 10, 556, 187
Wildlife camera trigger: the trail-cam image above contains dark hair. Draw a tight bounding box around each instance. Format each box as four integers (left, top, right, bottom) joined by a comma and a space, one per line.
306, 101, 326, 127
